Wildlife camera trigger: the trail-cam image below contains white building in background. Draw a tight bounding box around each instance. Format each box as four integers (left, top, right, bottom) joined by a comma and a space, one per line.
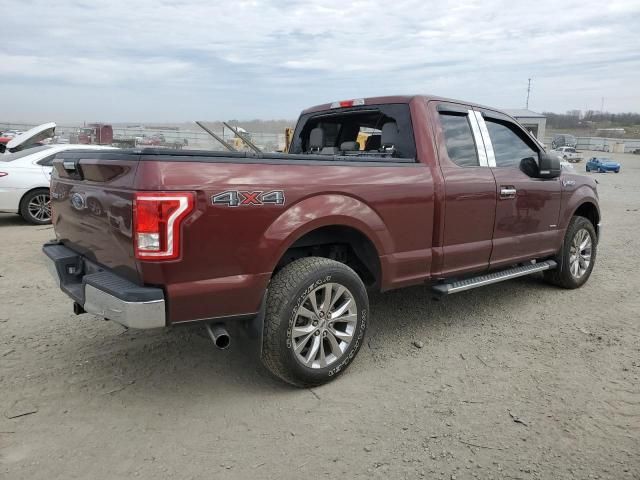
503, 109, 546, 141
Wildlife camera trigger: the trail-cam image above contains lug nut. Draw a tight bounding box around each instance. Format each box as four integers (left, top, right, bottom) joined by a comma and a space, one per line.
312, 321, 318, 326
314, 331, 320, 336
322, 331, 327, 337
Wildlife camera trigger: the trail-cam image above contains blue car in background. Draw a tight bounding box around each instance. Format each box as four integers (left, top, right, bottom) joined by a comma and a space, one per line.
586, 157, 621, 173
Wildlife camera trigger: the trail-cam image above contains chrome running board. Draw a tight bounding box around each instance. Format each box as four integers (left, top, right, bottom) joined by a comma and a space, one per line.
432, 260, 557, 295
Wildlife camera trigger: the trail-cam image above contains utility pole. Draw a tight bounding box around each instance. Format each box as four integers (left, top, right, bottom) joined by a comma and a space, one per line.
600, 97, 604, 113
526, 78, 532, 109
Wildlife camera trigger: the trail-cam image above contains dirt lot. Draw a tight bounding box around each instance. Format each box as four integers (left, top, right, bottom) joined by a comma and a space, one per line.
1, 153, 639, 480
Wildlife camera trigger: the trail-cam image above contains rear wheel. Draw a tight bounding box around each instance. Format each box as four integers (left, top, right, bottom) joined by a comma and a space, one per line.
544, 216, 597, 289
20, 188, 51, 225
261, 257, 369, 387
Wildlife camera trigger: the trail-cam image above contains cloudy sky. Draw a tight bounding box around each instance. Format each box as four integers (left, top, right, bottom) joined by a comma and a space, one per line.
2, 0, 639, 123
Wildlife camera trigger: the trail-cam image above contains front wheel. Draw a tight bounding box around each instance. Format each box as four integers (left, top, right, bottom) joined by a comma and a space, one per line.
261, 257, 369, 387
20, 188, 51, 225
544, 216, 597, 289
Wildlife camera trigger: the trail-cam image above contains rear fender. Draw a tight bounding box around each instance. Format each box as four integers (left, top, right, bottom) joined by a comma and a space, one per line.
260, 194, 392, 277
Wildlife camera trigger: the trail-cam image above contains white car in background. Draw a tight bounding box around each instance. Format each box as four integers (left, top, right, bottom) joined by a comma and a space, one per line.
0, 143, 116, 224
551, 146, 583, 163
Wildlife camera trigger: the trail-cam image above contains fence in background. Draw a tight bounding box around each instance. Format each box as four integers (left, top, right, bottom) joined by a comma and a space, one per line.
0, 122, 288, 152
543, 136, 640, 153
3, 122, 640, 154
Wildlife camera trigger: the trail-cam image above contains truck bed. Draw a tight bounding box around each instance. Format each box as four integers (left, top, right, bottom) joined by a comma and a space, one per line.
50, 147, 433, 324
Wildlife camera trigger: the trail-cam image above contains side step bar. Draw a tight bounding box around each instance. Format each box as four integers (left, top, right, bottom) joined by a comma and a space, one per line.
432, 260, 557, 295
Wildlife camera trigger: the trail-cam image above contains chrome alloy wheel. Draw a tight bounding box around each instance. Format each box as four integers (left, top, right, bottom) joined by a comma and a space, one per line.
28, 193, 51, 222
291, 282, 357, 369
569, 228, 592, 279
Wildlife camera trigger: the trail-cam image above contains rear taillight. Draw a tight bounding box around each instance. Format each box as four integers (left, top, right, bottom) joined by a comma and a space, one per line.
0, 172, 8, 178
133, 192, 195, 260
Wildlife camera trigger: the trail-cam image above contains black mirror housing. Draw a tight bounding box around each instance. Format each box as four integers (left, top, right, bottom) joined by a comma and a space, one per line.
538, 152, 561, 179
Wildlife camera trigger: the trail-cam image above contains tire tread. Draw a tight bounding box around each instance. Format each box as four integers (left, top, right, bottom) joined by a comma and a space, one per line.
261, 257, 365, 387
544, 216, 597, 289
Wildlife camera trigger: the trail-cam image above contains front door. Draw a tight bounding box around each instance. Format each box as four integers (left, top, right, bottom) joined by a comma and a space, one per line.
475, 110, 562, 268
433, 103, 497, 277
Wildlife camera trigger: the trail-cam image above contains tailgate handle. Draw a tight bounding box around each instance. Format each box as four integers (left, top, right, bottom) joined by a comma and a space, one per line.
63, 160, 77, 171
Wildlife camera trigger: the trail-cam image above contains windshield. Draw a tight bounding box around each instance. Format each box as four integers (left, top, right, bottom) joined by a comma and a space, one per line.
1, 145, 51, 161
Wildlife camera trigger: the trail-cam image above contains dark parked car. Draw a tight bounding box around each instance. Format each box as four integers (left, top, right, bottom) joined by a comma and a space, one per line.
586, 157, 620, 173
552, 134, 577, 149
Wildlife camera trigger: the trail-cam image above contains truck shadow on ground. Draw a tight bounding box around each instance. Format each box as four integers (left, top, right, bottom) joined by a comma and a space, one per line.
30, 273, 557, 402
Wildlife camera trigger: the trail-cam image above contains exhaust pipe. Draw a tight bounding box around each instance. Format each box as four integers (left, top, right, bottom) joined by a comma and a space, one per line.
205, 323, 230, 350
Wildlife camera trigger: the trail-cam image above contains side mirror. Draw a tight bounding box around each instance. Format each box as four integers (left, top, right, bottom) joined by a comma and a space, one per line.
538, 152, 561, 179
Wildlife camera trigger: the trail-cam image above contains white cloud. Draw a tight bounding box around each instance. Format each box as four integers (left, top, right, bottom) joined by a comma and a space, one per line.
1, 0, 639, 121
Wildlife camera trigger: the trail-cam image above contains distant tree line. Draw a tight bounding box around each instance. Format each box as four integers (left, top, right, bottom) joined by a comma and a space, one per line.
544, 111, 640, 129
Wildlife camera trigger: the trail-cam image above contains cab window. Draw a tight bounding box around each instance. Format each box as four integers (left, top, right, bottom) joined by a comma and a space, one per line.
438, 112, 479, 167
485, 119, 538, 168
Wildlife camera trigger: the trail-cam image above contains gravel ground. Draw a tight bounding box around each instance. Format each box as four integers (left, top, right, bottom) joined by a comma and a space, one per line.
1, 153, 638, 480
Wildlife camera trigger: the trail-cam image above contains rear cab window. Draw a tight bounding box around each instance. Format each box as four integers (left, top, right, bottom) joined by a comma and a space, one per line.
438, 112, 480, 167
290, 103, 416, 161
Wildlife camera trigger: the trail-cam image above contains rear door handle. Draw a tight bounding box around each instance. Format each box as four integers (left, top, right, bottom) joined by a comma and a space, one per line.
500, 186, 517, 198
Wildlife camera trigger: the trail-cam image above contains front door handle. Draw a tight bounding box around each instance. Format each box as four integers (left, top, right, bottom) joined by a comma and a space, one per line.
500, 186, 517, 198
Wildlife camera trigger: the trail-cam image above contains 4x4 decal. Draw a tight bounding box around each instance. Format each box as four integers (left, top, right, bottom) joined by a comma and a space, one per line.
211, 190, 286, 207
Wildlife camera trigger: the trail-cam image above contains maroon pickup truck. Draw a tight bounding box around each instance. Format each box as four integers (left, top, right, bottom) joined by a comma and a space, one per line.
44, 95, 600, 387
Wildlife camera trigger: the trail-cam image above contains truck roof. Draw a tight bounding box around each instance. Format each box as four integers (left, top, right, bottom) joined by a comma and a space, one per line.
301, 94, 500, 115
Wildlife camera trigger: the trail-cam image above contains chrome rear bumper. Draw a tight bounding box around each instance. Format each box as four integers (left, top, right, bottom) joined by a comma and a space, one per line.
43, 242, 166, 329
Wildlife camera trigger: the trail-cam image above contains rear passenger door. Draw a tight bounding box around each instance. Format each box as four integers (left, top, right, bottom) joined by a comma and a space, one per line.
474, 110, 562, 267
434, 103, 497, 277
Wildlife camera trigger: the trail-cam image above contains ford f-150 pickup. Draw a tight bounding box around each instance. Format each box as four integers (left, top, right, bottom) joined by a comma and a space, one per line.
44, 95, 601, 387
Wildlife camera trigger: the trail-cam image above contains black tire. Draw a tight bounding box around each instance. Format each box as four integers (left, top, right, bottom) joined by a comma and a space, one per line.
544, 216, 597, 289
261, 257, 369, 387
19, 188, 51, 225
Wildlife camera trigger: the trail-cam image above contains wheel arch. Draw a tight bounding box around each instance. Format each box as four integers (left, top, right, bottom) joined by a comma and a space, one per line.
262, 194, 392, 289
19, 185, 50, 209
274, 224, 383, 288
572, 201, 600, 237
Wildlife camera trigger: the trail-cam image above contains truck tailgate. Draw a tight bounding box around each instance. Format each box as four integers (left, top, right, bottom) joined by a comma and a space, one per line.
50, 152, 141, 283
